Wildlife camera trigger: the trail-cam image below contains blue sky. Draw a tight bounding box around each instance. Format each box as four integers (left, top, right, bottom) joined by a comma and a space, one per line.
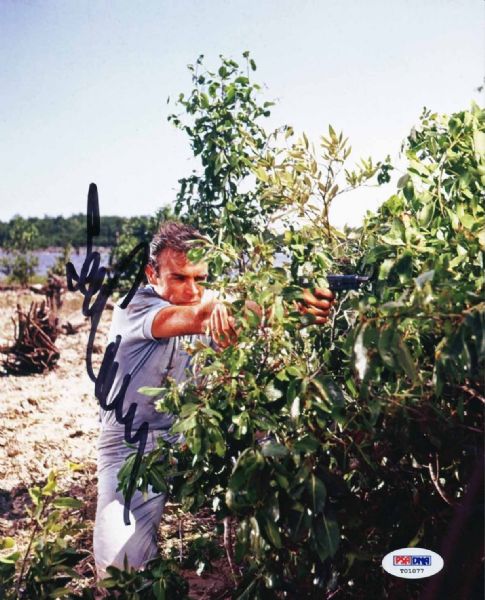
0, 0, 483, 228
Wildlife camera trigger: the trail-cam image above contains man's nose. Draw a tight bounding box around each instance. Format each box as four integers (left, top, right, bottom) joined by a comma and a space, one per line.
186, 279, 199, 295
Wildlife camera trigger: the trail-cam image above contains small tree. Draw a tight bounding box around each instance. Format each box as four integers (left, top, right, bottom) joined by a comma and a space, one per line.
1, 216, 39, 286
168, 52, 278, 257
48, 243, 72, 278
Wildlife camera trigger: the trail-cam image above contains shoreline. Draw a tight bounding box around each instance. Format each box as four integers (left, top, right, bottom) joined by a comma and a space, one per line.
0, 247, 113, 282
0, 245, 112, 253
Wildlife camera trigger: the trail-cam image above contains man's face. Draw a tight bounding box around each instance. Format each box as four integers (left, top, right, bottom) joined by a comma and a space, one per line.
145, 248, 208, 305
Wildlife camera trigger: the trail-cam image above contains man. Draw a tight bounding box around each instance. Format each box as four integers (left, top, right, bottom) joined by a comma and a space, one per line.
93, 221, 334, 579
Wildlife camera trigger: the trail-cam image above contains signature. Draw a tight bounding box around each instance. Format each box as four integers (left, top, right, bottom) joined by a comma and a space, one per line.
66, 183, 149, 525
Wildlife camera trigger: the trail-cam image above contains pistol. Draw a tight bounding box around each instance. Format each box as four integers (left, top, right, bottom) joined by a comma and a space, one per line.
326, 274, 370, 293
297, 273, 370, 295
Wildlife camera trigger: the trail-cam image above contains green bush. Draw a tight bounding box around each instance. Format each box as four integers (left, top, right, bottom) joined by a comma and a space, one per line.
119, 56, 484, 599
0, 470, 89, 599
98, 556, 189, 599
1, 217, 39, 286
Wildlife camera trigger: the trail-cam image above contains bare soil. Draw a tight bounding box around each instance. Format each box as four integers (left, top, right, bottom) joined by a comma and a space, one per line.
0, 290, 234, 599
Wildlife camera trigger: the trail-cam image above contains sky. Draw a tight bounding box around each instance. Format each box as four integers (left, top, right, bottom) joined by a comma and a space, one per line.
0, 0, 483, 229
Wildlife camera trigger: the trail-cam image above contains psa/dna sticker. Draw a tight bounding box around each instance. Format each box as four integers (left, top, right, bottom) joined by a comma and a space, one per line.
382, 547, 444, 579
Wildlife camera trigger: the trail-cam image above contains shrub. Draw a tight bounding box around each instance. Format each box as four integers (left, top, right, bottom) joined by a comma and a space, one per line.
1, 216, 39, 286
119, 56, 484, 599
0, 470, 89, 599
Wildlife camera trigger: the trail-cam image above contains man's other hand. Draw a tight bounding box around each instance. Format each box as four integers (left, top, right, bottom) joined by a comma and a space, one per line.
298, 288, 335, 325
209, 303, 238, 348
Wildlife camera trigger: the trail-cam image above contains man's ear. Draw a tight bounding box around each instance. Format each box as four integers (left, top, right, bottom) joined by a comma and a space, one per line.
145, 263, 156, 284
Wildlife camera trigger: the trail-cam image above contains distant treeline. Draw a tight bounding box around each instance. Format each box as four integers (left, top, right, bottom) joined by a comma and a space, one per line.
0, 214, 150, 248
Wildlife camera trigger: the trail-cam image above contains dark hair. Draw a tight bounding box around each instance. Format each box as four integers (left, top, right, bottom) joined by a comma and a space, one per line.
148, 221, 204, 273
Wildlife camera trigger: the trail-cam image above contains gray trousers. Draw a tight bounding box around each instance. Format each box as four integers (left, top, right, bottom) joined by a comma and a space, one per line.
93, 427, 166, 580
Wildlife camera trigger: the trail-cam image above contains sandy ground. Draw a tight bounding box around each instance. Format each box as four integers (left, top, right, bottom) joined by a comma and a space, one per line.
0, 291, 102, 490
0, 289, 233, 598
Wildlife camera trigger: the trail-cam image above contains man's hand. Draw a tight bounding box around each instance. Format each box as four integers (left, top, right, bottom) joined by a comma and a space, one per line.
298, 287, 335, 325
209, 303, 238, 348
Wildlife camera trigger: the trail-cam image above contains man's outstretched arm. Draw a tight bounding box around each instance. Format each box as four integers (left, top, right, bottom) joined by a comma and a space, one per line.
151, 298, 237, 344
151, 300, 217, 339
151, 287, 334, 343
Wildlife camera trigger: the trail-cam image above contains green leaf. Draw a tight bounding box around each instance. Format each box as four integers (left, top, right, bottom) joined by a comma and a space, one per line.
322, 515, 340, 557
394, 252, 413, 283
48, 587, 73, 597
380, 234, 405, 247
177, 415, 198, 438
459, 212, 475, 230
0, 551, 20, 564
354, 325, 369, 380
395, 335, 418, 382
397, 174, 410, 189
116, 453, 137, 488
403, 180, 414, 201
186, 247, 205, 263
292, 435, 320, 453
417, 201, 435, 227
473, 130, 485, 160
378, 328, 397, 369
0, 537, 15, 550
308, 474, 327, 513
261, 442, 289, 458
138, 386, 164, 397
282, 285, 305, 301
199, 92, 209, 108
378, 258, 395, 280
152, 579, 166, 600
276, 369, 289, 382
254, 167, 269, 183
52, 497, 83, 509
319, 377, 345, 407
286, 366, 302, 378
41, 472, 57, 496
262, 517, 283, 548
28, 486, 41, 506
148, 464, 168, 493
311, 375, 341, 409
225, 85, 236, 104
98, 577, 121, 588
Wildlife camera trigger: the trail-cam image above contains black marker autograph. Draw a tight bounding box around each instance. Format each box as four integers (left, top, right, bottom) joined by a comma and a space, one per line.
66, 183, 149, 525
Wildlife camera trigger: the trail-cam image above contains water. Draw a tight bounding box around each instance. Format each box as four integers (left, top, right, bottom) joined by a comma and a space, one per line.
0, 248, 288, 280
0, 248, 111, 279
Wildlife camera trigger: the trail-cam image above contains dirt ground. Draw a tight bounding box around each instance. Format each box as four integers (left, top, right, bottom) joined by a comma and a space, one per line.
0, 289, 234, 599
